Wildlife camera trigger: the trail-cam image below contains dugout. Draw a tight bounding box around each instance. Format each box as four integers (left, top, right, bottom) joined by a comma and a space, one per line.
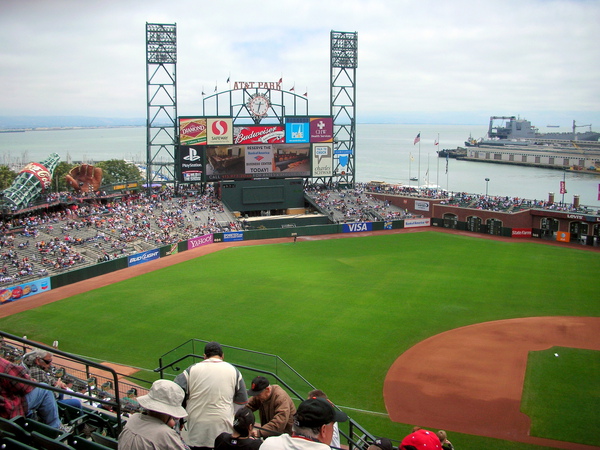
217, 178, 307, 216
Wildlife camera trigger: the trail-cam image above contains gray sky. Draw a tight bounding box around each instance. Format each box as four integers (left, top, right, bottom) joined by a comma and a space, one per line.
1, 0, 599, 127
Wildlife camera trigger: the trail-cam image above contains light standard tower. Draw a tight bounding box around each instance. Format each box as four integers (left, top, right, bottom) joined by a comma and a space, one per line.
485, 178, 490, 198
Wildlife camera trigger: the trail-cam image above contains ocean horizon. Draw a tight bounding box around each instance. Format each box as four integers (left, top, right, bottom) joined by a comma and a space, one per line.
1, 124, 598, 207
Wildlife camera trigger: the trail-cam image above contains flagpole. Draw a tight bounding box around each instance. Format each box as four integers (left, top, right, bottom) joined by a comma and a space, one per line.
436, 133, 440, 190
418, 132, 421, 186
409, 154, 412, 187
446, 153, 449, 194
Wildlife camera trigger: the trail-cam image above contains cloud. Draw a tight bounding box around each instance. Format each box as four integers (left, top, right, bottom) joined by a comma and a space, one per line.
0, 0, 598, 126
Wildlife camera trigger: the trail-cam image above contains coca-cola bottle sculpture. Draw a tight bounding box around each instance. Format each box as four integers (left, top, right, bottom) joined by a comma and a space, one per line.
2, 153, 60, 209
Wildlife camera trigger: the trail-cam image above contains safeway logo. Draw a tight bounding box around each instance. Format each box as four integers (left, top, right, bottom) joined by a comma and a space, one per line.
212, 120, 228, 135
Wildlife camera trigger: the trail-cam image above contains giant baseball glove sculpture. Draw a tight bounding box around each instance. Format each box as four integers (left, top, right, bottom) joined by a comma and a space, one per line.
65, 164, 103, 193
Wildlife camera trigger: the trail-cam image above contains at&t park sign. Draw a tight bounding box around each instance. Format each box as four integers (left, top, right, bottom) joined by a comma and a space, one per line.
231, 81, 283, 90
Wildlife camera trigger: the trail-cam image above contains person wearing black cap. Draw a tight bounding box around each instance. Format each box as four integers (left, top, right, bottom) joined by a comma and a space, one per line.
260, 398, 348, 450
214, 407, 262, 450
246, 376, 296, 438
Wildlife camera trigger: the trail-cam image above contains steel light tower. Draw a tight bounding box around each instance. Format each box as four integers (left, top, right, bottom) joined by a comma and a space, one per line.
146, 23, 177, 189
330, 31, 358, 187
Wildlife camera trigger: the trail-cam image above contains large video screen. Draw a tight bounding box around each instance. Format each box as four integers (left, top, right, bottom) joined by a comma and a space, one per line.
178, 116, 333, 182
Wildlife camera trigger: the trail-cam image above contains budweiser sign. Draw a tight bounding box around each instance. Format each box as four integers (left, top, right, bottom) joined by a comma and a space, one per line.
233, 126, 285, 145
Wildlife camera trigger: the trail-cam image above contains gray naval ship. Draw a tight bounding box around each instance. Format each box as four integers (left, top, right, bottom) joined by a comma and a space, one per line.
465, 116, 600, 147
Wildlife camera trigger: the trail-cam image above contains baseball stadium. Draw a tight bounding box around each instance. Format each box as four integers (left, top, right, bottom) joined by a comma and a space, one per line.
1, 24, 599, 450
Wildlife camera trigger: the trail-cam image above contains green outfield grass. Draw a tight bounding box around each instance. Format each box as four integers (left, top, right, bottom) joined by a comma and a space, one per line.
521, 347, 600, 447
1, 231, 599, 449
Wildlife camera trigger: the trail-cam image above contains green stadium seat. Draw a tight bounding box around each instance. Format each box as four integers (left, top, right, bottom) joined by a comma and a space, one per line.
29, 431, 71, 450
0, 436, 38, 450
20, 418, 65, 440
91, 432, 118, 450
69, 435, 113, 450
0, 417, 31, 445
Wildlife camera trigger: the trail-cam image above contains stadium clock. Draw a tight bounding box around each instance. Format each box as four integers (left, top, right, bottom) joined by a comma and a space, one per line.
247, 94, 270, 117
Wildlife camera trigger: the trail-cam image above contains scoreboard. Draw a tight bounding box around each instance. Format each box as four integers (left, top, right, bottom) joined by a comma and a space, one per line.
178, 116, 334, 183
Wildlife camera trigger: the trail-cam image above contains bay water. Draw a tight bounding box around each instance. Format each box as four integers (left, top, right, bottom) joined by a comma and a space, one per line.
1, 124, 598, 207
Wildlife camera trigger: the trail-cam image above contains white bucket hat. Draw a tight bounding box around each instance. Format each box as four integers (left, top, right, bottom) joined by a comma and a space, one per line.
137, 380, 188, 418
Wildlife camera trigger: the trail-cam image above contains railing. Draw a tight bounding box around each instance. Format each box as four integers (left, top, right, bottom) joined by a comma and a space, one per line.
0, 331, 126, 434
155, 339, 375, 450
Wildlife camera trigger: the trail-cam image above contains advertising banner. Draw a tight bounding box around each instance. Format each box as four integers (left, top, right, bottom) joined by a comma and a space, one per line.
404, 218, 431, 228
556, 231, 571, 242
312, 143, 333, 177
206, 144, 310, 181
179, 146, 204, 182
286, 118, 310, 143
234, 126, 285, 145
511, 228, 532, 238
0, 277, 51, 305
415, 201, 430, 212
207, 119, 233, 145
342, 222, 373, 233
180, 118, 207, 145
128, 249, 160, 267
310, 117, 333, 142
188, 234, 214, 250
246, 145, 274, 175
223, 231, 244, 242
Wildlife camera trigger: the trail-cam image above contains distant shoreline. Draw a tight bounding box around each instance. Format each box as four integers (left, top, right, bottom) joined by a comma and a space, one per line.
0, 125, 144, 133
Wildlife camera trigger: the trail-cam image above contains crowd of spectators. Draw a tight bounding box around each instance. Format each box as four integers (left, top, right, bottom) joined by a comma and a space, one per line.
363, 182, 597, 214
1, 180, 596, 286
0, 185, 241, 284
306, 186, 413, 222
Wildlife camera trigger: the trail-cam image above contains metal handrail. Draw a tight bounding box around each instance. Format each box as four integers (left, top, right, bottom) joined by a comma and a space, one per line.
156, 349, 375, 450
0, 331, 124, 434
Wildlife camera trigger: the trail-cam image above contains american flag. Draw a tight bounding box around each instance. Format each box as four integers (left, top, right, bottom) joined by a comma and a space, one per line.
413, 133, 421, 145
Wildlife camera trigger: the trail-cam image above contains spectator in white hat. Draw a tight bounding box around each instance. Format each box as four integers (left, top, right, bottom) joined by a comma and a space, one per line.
118, 379, 189, 450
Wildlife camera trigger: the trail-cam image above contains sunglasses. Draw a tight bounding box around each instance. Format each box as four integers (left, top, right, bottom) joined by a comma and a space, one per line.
42, 359, 52, 364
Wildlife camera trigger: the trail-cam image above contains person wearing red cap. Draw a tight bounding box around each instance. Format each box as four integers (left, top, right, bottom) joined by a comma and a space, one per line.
399, 429, 441, 450
261, 398, 348, 450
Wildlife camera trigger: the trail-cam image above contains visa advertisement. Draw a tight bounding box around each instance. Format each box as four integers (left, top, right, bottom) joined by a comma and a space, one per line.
343, 222, 373, 233
0, 277, 51, 305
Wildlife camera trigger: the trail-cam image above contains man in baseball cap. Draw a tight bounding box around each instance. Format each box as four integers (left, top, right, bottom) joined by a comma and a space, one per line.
118, 379, 188, 449
246, 376, 296, 438
260, 397, 348, 450
399, 429, 441, 450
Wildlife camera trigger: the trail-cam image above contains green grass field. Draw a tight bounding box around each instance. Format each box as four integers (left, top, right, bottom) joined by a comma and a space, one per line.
522, 347, 600, 447
1, 231, 599, 449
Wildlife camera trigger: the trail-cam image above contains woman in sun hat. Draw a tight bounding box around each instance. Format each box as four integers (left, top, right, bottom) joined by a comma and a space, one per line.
118, 379, 189, 450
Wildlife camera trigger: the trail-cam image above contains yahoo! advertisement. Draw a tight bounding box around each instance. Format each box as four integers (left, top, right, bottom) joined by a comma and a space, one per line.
188, 234, 214, 250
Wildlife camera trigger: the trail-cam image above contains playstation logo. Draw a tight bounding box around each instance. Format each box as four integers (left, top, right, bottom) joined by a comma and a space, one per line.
183, 148, 201, 162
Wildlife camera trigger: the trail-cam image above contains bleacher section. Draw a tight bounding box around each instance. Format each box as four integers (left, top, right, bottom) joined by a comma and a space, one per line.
1, 332, 146, 449
1, 333, 375, 450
